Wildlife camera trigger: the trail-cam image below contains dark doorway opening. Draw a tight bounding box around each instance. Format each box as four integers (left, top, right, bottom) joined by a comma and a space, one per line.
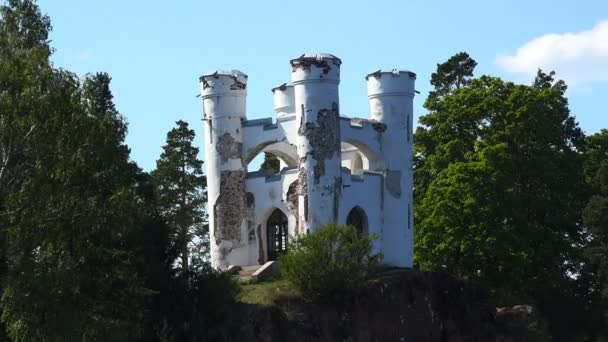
346, 206, 368, 236
267, 209, 288, 261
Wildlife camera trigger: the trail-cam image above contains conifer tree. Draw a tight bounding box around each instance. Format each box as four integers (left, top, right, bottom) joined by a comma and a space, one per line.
259, 152, 280, 173
152, 120, 207, 272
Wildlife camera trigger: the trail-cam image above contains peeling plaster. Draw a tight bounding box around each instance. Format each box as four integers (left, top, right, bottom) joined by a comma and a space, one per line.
333, 177, 342, 222
290, 56, 341, 73
297, 165, 309, 227
246, 192, 256, 243
203, 55, 415, 269
208, 119, 213, 143
297, 165, 308, 196
298, 103, 341, 184
230, 76, 247, 90
286, 181, 299, 231
257, 224, 264, 264
214, 170, 246, 246
385, 170, 402, 198
371, 120, 387, 133
216, 133, 243, 163
246, 192, 255, 208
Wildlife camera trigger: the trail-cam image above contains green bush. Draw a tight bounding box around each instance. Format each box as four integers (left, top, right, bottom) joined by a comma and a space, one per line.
279, 224, 382, 304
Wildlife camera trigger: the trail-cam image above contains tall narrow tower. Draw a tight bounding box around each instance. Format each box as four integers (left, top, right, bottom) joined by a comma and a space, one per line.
366, 69, 416, 267
291, 53, 343, 233
200, 70, 248, 269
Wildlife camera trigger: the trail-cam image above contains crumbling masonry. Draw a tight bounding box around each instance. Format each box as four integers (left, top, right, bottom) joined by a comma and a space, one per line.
200, 53, 415, 269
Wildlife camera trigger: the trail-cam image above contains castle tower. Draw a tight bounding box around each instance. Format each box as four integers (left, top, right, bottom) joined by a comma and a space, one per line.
271, 83, 295, 119
366, 69, 416, 267
291, 53, 342, 233
200, 70, 248, 269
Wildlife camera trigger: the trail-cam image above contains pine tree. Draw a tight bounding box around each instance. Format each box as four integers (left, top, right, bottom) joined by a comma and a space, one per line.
152, 120, 207, 272
259, 152, 280, 173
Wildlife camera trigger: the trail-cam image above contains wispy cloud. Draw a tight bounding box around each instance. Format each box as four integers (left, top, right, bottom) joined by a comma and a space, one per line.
496, 20, 608, 86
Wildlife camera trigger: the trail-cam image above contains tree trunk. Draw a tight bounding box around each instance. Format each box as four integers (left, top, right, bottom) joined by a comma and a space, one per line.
181, 225, 189, 271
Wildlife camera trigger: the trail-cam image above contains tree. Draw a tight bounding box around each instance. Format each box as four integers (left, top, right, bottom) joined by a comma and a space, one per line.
152, 120, 207, 272
582, 130, 608, 338
429, 52, 477, 98
414, 52, 479, 194
0, 3, 154, 335
0, 67, 153, 340
280, 224, 382, 304
259, 152, 280, 173
0, 1, 53, 339
414, 52, 589, 340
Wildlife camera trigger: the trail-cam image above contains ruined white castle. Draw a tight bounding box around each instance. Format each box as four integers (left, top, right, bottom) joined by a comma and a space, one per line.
200, 53, 415, 270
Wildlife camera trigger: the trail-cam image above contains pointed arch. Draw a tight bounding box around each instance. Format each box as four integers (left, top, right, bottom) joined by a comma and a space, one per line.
266, 208, 288, 261
346, 206, 368, 236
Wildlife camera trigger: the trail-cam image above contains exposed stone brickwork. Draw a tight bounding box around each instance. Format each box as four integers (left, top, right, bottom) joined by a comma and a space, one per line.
216, 132, 243, 163
214, 170, 246, 245
202, 55, 415, 269
298, 103, 341, 184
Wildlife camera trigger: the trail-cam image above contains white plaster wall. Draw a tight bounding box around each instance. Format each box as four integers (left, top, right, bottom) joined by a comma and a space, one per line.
244, 169, 298, 265
341, 143, 370, 174
367, 70, 416, 268
292, 54, 343, 233
338, 170, 383, 255
201, 70, 249, 270
202, 56, 415, 270
340, 118, 384, 171
242, 117, 298, 165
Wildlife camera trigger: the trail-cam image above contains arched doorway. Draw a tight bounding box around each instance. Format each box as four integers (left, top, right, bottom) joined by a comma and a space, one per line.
346, 206, 368, 236
267, 209, 288, 261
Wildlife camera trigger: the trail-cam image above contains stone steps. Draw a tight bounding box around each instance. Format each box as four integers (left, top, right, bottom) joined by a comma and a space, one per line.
238, 265, 262, 277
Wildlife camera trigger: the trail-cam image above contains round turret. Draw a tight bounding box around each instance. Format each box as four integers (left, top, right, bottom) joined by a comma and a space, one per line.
200, 70, 248, 119
366, 69, 416, 124
271, 83, 295, 117
365, 68, 416, 268
290, 53, 341, 85
291, 53, 343, 232
200, 69, 248, 270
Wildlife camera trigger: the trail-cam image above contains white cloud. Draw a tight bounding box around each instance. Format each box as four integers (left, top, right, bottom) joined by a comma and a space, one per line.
496, 20, 608, 86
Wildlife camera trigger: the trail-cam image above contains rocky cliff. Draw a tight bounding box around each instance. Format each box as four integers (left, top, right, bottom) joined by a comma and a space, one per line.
237, 270, 499, 341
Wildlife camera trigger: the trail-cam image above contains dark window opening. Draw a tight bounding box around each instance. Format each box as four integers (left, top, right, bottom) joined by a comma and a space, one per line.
346, 206, 368, 236
267, 209, 288, 261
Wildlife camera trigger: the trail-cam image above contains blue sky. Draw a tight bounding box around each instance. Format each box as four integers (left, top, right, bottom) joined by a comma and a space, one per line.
38, 0, 608, 171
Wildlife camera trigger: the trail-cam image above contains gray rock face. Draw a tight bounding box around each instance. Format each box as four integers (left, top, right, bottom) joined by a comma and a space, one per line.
238, 270, 497, 341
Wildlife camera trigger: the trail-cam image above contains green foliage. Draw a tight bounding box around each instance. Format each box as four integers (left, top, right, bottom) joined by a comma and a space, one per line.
152, 120, 207, 272
414, 53, 591, 340
238, 279, 298, 305
0, 68, 149, 340
428, 51, 477, 98
0, 2, 154, 339
280, 224, 382, 304
0, 2, 239, 341
0, 67, 153, 340
151, 268, 241, 342
582, 132, 608, 338
259, 152, 280, 173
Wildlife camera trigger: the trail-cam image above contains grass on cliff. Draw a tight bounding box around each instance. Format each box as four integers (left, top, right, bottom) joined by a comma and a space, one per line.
238, 279, 300, 305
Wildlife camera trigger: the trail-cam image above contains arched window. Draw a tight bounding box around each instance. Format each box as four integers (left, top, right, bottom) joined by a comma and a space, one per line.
346, 206, 368, 236
267, 209, 288, 261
